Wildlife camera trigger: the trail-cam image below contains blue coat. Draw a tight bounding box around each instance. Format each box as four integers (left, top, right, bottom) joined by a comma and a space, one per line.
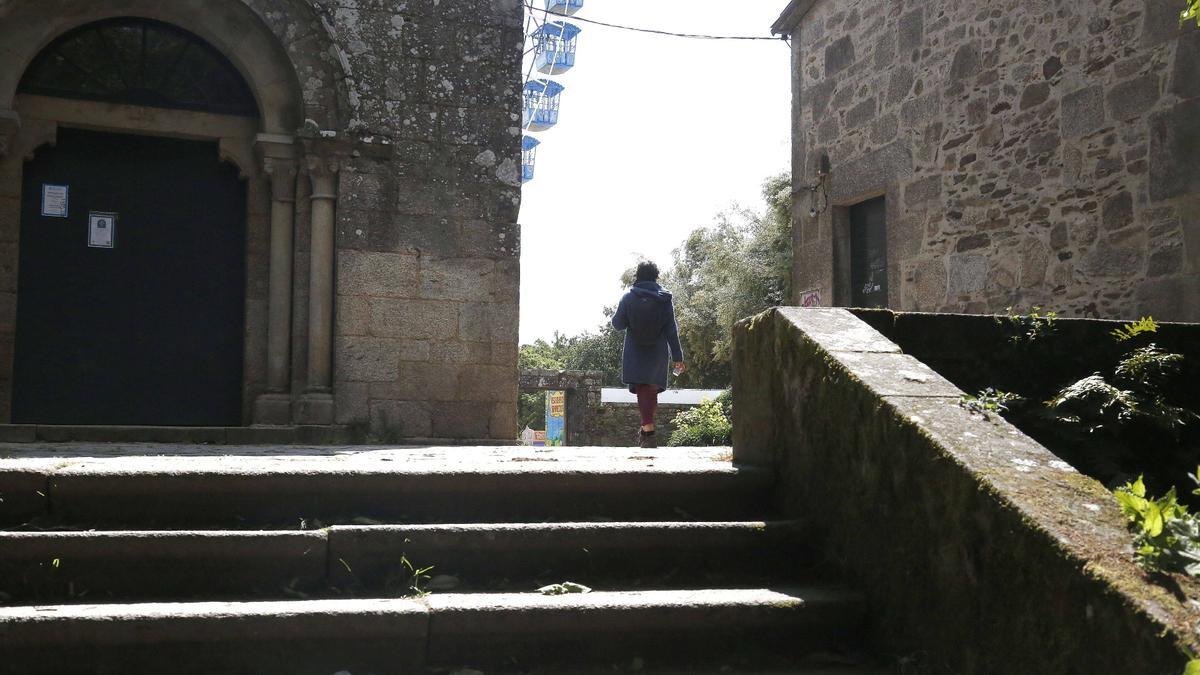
611, 281, 685, 393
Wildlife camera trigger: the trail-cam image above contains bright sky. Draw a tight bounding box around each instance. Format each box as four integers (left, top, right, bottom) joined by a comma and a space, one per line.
517, 1, 792, 344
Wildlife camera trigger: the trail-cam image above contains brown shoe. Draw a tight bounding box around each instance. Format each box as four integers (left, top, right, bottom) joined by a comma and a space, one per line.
639, 430, 657, 449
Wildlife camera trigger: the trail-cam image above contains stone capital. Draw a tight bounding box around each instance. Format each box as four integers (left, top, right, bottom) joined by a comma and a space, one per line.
262, 157, 298, 202
301, 140, 347, 199
255, 134, 298, 200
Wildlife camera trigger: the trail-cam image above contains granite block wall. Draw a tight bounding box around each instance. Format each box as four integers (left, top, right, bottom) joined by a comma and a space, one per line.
778, 0, 1200, 321
311, 0, 524, 440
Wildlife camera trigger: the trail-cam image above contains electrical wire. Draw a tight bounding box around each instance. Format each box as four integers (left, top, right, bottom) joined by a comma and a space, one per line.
522, 3, 786, 42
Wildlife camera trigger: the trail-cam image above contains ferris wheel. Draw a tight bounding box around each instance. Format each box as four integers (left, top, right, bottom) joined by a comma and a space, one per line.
521, 0, 586, 183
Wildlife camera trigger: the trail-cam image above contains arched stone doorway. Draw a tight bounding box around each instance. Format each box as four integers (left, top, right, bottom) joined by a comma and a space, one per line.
11, 18, 255, 424
0, 2, 348, 428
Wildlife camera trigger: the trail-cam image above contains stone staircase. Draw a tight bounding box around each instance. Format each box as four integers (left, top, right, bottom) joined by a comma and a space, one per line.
0, 445, 879, 674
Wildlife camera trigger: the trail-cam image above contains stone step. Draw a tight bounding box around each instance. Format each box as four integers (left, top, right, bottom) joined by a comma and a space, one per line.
0, 521, 813, 603
0, 588, 866, 674
8, 462, 771, 528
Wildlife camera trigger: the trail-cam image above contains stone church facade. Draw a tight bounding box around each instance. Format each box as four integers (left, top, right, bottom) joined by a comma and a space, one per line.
0, 0, 523, 440
774, 0, 1200, 322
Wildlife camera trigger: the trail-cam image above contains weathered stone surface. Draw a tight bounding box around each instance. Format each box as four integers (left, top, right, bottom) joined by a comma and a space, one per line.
459, 302, 519, 343
368, 298, 458, 340
1079, 236, 1146, 277
420, 257, 498, 302
1171, 29, 1200, 99
786, 0, 1199, 322
1107, 74, 1160, 121
1149, 98, 1200, 202
825, 36, 855, 77
948, 43, 981, 81
845, 97, 876, 129
1102, 191, 1134, 231
338, 251, 419, 298
830, 142, 912, 202
335, 337, 400, 382
431, 401, 491, 438
947, 255, 986, 294
1061, 86, 1106, 138
369, 399, 433, 438
905, 175, 941, 206
457, 364, 516, 402
733, 308, 1200, 674
1019, 82, 1051, 110
897, 10, 924, 54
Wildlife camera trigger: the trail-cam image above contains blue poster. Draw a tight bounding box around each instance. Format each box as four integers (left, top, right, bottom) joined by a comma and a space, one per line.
545, 390, 565, 446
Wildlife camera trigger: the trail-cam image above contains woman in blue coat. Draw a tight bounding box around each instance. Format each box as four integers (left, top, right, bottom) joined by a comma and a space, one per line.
611, 261, 686, 448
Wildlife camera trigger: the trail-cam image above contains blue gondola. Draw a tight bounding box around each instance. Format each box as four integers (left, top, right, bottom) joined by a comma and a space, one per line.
546, 0, 584, 17
533, 22, 582, 75
523, 79, 565, 132
521, 136, 540, 183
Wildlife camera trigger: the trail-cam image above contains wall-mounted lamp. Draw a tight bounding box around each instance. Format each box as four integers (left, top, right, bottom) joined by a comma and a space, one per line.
806, 152, 831, 219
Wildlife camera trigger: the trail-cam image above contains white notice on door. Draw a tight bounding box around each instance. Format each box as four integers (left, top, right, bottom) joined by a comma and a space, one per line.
88, 212, 116, 249
41, 184, 68, 218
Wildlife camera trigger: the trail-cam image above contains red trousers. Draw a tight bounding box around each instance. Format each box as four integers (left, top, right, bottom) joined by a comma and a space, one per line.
635, 384, 658, 427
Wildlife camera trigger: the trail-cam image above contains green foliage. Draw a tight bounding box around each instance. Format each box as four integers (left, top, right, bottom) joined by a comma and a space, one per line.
1184, 0, 1200, 26
1184, 659, 1200, 675
517, 331, 624, 432
663, 173, 792, 388
518, 172, 789, 392
959, 388, 1022, 418
1110, 316, 1159, 342
667, 397, 732, 447
1047, 346, 1198, 438
1114, 344, 1184, 389
1114, 472, 1200, 575
388, 555, 434, 597
997, 306, 1058, 345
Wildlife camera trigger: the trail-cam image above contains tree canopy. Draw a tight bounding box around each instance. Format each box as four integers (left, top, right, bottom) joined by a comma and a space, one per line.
518, 172, 792, 395
663, 172, 792, 387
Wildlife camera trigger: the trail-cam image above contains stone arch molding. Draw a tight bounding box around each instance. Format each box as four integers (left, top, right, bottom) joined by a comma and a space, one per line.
0, 0, 349, 136
0, 0, 354, 427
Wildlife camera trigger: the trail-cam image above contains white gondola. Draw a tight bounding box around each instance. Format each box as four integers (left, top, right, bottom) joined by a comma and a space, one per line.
546, 0, 584, 17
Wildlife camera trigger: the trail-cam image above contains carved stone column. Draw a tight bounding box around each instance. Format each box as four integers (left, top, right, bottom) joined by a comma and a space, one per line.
252, 134, 298, 425
296, 149, 340, 425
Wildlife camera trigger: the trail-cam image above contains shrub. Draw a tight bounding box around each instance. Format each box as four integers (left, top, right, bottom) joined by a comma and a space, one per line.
668, 397, 732, 447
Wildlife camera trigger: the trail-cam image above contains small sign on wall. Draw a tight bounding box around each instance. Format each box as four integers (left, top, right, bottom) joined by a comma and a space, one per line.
41, 184, 69, 218
799, 288, 822, 307
88, 212, 117, 249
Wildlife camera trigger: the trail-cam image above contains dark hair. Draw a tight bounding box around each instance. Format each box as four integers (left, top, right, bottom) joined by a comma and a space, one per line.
635, 261, 659, 283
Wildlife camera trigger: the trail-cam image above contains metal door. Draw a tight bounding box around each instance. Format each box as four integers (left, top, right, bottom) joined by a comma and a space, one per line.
13, 128, 246, 425
850, 197, 888, 309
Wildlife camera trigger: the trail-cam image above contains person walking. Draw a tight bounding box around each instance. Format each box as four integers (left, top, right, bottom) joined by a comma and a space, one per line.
611, 261, 686, 448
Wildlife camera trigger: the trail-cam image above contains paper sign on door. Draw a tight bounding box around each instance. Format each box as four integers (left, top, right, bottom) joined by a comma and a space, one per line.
88, 212, 116, 249
41, 184, 68, 218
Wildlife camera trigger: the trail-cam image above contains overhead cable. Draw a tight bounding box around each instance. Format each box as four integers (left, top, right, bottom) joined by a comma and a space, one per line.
523, 3, 786, 41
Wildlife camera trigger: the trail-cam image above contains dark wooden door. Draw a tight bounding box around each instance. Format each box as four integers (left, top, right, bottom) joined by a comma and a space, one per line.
13, 128, 246, 425
850, 197, 888, 308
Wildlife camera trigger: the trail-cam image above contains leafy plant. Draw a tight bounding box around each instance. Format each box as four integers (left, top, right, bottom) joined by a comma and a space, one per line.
1113, 344, 1183, 388
390, 555, 434, 597
1114, 472, 1200, 575
667, 397, 732, 446
1185, 0, 1200, 26
997, 306, 1058, 345
1047, 346, 1198, 438
959, 388, 1023, 418
1110, 316, 1159, 342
